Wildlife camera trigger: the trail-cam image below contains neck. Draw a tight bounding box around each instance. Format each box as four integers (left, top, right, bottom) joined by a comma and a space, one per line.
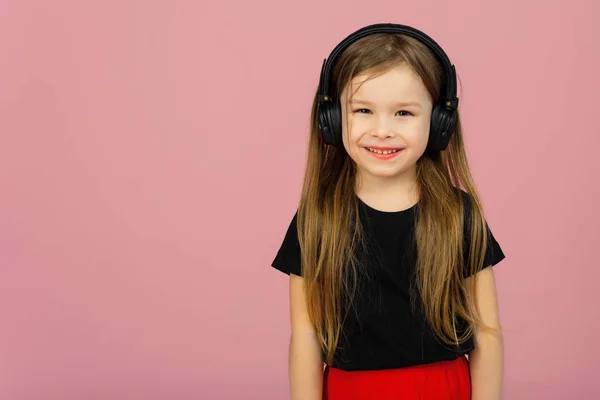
355, 165, 419, 212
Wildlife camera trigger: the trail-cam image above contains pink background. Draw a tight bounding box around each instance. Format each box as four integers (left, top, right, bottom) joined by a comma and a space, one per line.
1, 0, 598, 399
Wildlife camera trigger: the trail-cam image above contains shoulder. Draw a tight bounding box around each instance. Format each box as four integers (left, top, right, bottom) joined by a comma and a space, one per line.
454, 187, 473, 212
451, 187, 475, 228
455, 188, 506, 275
453, 187, 488, 230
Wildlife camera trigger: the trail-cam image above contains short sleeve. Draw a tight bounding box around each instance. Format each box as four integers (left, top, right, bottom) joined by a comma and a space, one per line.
479, 225, 505, 269
271, 211, 303, 276
460, 190, 506, 278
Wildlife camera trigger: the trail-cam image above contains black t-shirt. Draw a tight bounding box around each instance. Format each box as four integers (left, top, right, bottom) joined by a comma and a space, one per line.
271, 190, 505, 372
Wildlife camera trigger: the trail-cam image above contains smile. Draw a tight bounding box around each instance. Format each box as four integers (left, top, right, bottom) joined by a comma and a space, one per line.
363, 147, 403, 160
365, 147, 401, 155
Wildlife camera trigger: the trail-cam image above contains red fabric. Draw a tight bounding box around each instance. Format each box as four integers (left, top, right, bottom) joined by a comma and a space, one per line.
323, 356, 471, 400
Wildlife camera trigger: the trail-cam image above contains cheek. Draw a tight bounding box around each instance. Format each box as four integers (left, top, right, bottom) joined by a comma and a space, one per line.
341, 116, 361, 147
405, 121, 431, 149
344, 116, 367, 143
342, 127, 361, 157
340, 108, 352, 146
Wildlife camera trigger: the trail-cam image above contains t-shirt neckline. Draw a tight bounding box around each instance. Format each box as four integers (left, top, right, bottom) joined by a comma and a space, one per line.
356, 194, 418, 218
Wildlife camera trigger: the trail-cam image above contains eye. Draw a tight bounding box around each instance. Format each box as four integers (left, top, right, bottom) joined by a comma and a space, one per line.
352, 109, 413, 116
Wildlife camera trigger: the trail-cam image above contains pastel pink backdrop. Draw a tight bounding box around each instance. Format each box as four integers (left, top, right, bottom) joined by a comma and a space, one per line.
1, 0, 598, 399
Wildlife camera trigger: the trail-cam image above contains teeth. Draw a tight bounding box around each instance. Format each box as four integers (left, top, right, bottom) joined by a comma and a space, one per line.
367, 147, 400, 155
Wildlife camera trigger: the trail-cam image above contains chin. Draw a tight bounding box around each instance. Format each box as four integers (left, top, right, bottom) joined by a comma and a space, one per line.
358, 165, 410, 179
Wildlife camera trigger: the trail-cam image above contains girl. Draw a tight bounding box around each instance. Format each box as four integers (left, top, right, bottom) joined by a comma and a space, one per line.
271, 23, 506, 400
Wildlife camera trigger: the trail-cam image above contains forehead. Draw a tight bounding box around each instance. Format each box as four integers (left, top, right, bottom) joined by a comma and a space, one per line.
344, 64, 430, 104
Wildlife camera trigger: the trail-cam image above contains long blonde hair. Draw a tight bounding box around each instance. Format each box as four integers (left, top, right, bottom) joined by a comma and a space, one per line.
297, 32, 498, 364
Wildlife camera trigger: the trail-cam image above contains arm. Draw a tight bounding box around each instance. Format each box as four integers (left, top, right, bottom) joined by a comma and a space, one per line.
289, 274, 324, 400
467, 267, 504, 400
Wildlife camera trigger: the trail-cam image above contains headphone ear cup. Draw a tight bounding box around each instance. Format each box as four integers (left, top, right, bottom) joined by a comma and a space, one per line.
328, 100, 343, 147
319, 99, 343, 147
428, 103, 457, 152
318, 102, 335, 146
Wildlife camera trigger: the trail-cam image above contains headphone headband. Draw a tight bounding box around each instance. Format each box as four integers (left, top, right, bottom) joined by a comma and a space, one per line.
317, 23, 458, 109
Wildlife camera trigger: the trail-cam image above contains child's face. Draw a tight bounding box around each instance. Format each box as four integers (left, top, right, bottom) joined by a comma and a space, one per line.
340, 64, 433, 182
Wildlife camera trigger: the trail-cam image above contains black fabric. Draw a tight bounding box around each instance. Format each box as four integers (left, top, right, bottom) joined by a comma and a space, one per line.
270, 190, 505, 372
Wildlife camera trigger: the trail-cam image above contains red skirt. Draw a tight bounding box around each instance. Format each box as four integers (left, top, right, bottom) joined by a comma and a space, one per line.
323, 356, 471, 400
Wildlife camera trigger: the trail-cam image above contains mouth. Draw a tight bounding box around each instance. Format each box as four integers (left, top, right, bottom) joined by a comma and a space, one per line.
363, 146, 404, 160
364, 147, 403, 155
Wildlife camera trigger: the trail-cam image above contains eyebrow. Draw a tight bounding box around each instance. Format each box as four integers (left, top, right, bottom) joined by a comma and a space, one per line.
350, 99, 422, 108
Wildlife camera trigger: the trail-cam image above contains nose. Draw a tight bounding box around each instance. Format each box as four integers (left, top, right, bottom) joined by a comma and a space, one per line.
371, 115, 393, 139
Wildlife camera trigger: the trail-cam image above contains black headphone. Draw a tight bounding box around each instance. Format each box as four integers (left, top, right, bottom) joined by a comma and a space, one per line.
317, 23, 459, 152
